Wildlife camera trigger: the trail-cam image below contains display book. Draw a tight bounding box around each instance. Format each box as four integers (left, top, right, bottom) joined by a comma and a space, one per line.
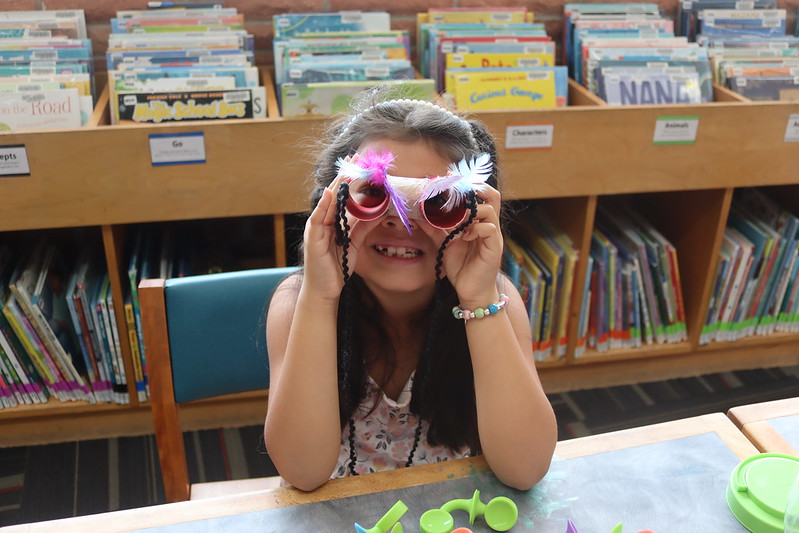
701, 189, 799, 345
105, 4, 266, 125
564, 3, 712, 106
416, 8, 566, 111
0, 236, 136, 410
0, 9, 94, 131
272, 11, 421, 117
503, 207, 578, 362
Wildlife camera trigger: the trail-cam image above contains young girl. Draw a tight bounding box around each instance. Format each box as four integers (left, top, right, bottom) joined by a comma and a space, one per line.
264, 93, 557, 492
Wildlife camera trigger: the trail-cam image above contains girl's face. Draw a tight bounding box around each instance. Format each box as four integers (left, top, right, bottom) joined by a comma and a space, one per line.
349, 137, 453, 296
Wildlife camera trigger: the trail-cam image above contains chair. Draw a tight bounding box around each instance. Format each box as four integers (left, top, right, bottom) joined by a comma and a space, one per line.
139, 266, 299, 502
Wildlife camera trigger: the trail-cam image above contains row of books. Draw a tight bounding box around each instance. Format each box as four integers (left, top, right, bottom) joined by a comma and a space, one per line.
701, 189, 799, 344
586, 204, 688, 354
0, 239, 129, 409
504, 207, 578, 361
504, 200, 689, 361
272, 11, 429, 118
417, 8, 565, 110
564, 3, 712, 106
0, 9, 94, 130
106, 2, 266, 125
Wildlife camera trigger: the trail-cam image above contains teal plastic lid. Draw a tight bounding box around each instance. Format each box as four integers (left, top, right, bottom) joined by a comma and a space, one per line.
727, 453, 799, 533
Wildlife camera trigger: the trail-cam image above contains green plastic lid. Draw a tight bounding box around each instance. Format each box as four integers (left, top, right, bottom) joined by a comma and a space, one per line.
727, 453, 799, 533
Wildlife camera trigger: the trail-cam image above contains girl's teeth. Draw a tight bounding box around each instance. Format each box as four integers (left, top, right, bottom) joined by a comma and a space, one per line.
375, 245, 420, 258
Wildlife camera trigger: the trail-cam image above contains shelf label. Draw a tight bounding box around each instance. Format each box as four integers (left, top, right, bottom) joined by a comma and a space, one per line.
505, 123, 554, 150
0, 145, 30, 177
784, 114, 799, 142
149, 132, 206, 166
653, 116, 699, 145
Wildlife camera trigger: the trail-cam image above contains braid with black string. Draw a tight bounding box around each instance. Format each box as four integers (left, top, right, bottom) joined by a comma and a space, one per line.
334, 183, 360, 477
406, 191, 479, 467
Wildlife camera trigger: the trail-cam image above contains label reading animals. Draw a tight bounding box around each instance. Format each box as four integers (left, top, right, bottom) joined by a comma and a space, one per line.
653, 116, 699, 145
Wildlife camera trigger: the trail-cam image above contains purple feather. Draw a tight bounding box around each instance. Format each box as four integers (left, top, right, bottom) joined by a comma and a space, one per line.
359, 150, 413, 232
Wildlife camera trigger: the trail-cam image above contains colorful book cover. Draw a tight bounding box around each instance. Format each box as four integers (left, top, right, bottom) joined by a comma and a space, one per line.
0, 88, 82, 131
602, 72, 702, 105
452, 69, 557, 110
113, 86, 267, 124
427, 8, 528, 24
446, 67, 567, 106
273, 12, 391, 39
281, 79, 435, 118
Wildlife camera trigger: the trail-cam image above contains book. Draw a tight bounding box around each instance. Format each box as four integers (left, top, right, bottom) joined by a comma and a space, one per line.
280, 79, 435, 118
0, 88, 84, 130
451, 69, 558, 110
113, 86, 266, 124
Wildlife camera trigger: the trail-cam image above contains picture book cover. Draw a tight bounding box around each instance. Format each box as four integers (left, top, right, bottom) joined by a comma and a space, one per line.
0, 9, 87, 39
445, 66, 568, 106
445, 51, 555, 71
729, 75, 799, 100
427, 8, 528, 24
273, 12, 390, 39
451, 70, 558, 110
285, 60, 414, 84
114, 86, 266, 124
0, 88, 82, 131
281, 79, 434, 118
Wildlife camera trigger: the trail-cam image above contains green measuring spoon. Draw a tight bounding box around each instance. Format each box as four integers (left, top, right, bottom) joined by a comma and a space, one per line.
440, 489, 518, 531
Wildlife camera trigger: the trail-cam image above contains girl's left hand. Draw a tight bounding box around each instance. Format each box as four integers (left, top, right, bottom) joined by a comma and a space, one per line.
439, 185, 503, 303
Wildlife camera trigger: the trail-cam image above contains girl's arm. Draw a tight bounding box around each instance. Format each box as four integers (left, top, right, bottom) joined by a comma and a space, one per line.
441, 186, 556, 490
265, 182, 357, 491
264, 278, 342, 491
461, 278, 557, 490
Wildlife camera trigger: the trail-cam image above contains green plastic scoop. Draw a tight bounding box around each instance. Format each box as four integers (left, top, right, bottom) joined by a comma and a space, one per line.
440, 489, 518, 531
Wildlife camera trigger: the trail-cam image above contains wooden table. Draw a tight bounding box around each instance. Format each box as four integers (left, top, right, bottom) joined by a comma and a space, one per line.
728, 396, 799, 455
0, 413, 758, 533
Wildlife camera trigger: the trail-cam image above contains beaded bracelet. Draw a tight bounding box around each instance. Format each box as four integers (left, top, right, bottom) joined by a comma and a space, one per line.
452, 294, 510, 322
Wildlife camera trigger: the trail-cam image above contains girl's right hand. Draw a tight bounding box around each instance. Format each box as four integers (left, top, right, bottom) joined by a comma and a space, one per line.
302, 175, 361, 302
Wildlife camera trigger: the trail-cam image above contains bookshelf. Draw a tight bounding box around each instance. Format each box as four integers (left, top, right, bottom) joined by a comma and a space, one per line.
2, 85, 799, 446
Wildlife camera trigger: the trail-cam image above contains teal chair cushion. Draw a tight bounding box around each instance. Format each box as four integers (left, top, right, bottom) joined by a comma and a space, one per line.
165, 266, 300, 403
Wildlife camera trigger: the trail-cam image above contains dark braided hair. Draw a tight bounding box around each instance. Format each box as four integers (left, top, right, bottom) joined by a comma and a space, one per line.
305, 88, 502, 474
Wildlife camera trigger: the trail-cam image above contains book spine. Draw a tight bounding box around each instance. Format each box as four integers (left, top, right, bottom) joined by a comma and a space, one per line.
72, 290, 103, 399
104, 296, 129, 404
124, 302, 146, 401
92, 301, 118, 404
78, 286, 111, 402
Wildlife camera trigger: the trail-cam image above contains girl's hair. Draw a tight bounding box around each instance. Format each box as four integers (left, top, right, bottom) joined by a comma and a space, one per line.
309, 88, 503, 456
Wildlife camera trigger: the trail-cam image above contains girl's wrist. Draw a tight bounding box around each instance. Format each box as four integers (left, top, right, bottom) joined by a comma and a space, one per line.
456, 288, 501, 312
298, 283, 340, 310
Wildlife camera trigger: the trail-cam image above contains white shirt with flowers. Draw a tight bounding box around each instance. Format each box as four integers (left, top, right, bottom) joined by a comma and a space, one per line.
332, 373, 469, 478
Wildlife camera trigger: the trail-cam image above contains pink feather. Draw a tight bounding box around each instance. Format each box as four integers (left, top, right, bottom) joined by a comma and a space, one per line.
358, 150, 395, 186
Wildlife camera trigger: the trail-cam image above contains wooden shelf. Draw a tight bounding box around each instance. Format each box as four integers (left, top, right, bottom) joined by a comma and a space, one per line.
3, 90, 799, 445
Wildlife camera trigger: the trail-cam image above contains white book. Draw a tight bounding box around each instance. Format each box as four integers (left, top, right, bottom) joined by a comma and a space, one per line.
0, 89, 82, 131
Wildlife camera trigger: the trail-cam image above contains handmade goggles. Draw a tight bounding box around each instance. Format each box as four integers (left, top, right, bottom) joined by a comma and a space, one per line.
335, 150, 492, 233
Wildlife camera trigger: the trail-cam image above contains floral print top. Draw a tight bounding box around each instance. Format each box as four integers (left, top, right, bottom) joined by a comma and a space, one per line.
332, 373, 469, 478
